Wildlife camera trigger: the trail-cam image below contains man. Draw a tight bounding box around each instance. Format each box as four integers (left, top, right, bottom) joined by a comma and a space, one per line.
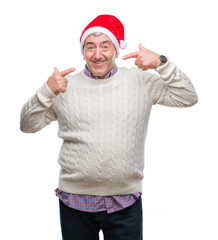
20, 14, 198, 240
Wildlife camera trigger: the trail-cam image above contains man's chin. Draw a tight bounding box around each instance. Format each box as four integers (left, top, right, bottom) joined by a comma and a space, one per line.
96, 73, 106, 79
92, 70, 107, 78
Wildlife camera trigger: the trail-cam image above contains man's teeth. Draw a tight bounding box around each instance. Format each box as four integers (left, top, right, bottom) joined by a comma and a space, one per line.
93, 61, 105, 63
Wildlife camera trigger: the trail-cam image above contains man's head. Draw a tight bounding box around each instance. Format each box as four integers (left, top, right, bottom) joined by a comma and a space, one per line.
80, 15, 126, 77
83, 33, 118, 78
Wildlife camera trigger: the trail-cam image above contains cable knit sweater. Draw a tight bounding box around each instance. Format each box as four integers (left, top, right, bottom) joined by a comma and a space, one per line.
20, 60, 198, 196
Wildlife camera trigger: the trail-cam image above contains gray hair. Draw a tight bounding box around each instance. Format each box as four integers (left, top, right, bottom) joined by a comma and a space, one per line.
91, 32, 103, 36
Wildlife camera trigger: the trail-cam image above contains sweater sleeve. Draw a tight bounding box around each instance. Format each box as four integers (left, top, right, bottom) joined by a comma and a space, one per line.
143, 58, 198, 107
20, 82, 57, 133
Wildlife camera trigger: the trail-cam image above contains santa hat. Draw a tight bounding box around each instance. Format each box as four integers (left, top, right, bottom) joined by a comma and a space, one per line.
80, 14, 127, 55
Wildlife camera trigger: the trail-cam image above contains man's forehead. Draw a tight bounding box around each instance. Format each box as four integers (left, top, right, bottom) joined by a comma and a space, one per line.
84, 34, 113, 45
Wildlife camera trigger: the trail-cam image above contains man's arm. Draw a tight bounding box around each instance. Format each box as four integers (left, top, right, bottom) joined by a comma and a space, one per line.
20, 81, 57, 133
122, 43, 198, 107
148, 60, 198, 107
20, 67, 75, 133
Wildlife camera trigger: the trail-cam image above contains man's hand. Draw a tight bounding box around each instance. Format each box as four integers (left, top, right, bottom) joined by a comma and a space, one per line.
47, 67, 76, 95
122, 43, 161, 70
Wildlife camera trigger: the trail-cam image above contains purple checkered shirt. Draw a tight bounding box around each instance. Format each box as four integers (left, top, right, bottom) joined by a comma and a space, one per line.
55, 64, 142, 214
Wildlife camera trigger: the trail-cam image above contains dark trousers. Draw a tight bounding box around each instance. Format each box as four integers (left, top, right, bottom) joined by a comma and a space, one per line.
59, 196, 143, 240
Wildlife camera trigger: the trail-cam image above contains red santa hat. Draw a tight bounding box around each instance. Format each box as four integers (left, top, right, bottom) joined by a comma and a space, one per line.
80, 14, 127, 55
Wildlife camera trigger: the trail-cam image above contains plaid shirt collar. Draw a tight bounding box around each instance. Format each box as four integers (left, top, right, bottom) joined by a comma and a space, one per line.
84, 64, 118, 79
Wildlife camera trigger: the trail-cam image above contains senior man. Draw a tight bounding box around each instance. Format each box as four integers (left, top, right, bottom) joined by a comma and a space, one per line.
20, 14, 198, 240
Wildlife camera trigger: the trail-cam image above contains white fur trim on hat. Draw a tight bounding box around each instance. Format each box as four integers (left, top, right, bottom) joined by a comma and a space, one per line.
80, 27, 120, 55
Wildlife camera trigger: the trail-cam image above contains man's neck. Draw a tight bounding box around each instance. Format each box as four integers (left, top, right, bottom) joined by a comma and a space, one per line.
84, 64, 118, 79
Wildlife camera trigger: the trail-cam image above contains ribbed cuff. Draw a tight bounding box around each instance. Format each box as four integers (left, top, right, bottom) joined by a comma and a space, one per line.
36, 82, 56, 108
155, 56, 175, 80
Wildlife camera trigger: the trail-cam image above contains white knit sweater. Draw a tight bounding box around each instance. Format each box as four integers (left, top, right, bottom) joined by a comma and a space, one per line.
20, 60, 198, 196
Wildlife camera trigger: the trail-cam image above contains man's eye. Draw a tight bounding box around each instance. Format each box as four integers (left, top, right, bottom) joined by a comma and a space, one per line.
102, 46, 109, 50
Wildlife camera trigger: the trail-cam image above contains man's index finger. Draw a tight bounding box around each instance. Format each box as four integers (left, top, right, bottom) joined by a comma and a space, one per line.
59, 68, 76, 77
122, 51, 139, 60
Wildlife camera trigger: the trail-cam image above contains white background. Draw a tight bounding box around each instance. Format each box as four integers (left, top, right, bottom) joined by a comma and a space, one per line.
1, 0, 217, 239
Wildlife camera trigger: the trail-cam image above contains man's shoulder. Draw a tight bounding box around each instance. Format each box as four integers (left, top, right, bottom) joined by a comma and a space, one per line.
64, 70, 86, 87
65, 70, 84, 80
117, 66, 154, 78
117, 66, 137, 75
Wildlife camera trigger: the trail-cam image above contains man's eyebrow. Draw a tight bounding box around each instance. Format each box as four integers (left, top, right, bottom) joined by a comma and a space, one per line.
102, 40, 111, 44
85, 41, 111, 45
85, 42, 94, 45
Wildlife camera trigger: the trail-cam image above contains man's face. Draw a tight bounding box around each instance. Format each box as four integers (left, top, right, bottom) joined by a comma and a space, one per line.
83, 34, 118, 78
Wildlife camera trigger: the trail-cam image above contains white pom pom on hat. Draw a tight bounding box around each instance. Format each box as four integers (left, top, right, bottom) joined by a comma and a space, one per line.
120, 40, 127, 49
80, 14, 127, 55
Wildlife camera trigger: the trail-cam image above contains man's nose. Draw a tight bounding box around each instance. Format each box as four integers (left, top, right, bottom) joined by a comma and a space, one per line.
94, 47, 102, 59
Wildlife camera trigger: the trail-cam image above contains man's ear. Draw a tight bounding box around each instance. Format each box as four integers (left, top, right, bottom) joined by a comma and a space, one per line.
83, 50, 86, 60
83, 46, 86, 60
115, 50, 118, 58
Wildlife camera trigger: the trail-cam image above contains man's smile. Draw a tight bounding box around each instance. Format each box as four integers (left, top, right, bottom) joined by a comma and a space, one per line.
92, 60, 106, 66
93, 60, 105, 63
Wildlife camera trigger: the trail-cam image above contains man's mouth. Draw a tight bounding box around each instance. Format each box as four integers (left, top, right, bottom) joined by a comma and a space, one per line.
93, 60, 105, 65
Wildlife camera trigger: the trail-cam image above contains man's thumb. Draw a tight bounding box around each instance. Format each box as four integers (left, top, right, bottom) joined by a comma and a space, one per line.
53, 67, 59, 74
138, 43, 146, 51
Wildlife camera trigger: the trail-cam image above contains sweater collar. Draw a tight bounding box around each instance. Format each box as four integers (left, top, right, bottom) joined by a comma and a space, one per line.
84, 64, 118, 79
